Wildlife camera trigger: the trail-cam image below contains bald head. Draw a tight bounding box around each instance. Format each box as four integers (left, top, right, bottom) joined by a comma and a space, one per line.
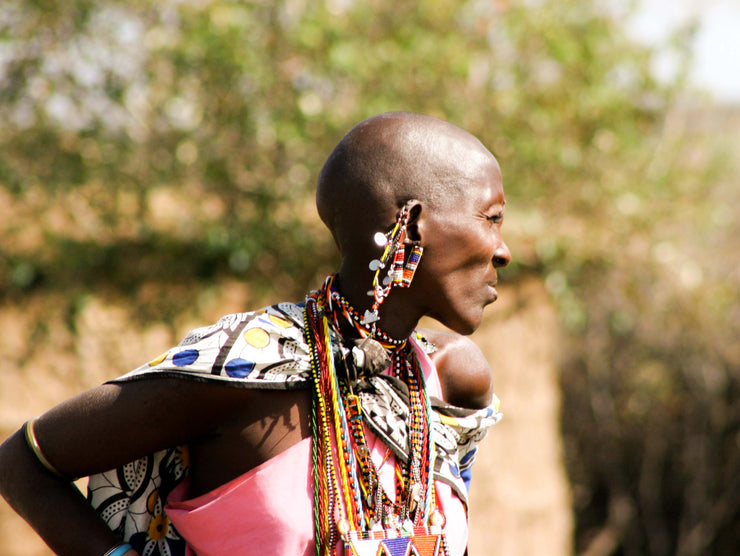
316, 112, 497, 254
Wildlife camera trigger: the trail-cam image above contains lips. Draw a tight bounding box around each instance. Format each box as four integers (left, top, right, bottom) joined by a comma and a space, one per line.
487, 283, 499, 303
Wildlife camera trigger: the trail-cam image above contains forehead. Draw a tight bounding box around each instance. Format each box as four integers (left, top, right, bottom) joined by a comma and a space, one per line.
444, 150, 504, 211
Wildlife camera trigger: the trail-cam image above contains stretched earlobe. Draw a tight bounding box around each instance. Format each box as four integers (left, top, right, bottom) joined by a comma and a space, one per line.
403, 200, 423, 244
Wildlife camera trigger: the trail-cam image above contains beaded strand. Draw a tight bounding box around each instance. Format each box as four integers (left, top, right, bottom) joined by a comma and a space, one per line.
305, 275, 442, 554
305, 299, 341, 555
327, 275, 431, 526
328, 285, 406, 349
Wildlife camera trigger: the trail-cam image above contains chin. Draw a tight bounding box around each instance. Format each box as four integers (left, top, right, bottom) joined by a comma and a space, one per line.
454, 321, 480, 336
434, 314, 481, 336
427, 301, 484, 336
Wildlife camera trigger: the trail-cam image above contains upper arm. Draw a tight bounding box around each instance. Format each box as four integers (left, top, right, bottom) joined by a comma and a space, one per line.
420, 328, 494, 409
33, 377, 257, 480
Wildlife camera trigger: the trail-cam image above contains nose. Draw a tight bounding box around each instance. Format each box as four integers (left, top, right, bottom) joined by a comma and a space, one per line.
493, 240, 511, 268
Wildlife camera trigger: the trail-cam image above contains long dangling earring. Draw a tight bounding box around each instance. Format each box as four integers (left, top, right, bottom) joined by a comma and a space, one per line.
390, 242, 406, 287
362, 204, 412, 325
401, 244, 423, 287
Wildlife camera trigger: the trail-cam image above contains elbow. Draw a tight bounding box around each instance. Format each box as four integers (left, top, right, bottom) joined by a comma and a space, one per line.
0, 429, 25, 501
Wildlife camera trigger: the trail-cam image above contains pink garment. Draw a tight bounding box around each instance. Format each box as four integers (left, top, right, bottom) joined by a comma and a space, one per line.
167, 438, 314, 556
166, 339, 468, 556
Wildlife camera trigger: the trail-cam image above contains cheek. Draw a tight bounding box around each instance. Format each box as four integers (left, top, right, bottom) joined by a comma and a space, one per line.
415, 236, 491, 292
444, 250, 493, 280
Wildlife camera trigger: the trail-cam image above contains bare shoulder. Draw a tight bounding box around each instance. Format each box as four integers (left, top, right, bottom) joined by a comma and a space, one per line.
418, 328, 493, 409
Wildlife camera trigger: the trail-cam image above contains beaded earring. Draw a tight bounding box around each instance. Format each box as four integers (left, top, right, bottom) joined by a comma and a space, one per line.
390, 242, 406, 287
401, 244, 424, 287
363, 203, 418, 325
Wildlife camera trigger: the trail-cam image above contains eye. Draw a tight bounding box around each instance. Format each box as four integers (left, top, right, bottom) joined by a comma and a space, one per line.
486, 212, 504, 225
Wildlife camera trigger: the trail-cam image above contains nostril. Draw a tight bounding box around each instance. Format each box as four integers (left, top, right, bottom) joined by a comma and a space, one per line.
493, 243, 511, 268
493, 255, 509, 268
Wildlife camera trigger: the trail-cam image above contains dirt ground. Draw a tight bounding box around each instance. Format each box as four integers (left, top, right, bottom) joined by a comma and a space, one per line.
0, 279, 572, 555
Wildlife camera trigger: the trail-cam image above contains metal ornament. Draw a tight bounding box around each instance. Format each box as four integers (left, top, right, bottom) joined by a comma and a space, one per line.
373, 232, 389, 247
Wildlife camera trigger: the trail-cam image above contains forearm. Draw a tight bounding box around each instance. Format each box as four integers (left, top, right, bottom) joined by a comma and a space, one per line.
0, 429, 133, 556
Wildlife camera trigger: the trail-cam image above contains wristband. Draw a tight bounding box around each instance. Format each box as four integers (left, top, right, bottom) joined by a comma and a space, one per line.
102, 543, 133, 556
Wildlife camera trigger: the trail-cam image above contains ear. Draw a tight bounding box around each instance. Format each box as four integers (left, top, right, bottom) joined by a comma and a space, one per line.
403, 200, 423, 243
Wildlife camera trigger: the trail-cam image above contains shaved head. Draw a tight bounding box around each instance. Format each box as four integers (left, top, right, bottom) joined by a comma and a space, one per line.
316, 112, 509, 337
316, 112, 497, 254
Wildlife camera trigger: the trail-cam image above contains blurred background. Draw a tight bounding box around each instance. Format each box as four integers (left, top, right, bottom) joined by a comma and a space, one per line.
1, 0, 738, 554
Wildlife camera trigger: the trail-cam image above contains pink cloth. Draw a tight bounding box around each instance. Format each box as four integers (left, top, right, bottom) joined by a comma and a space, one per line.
167, 438, 314, 556
166, 339, 468, 556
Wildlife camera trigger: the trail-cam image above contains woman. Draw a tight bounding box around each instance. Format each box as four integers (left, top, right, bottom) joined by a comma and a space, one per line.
0, 112, 510, 556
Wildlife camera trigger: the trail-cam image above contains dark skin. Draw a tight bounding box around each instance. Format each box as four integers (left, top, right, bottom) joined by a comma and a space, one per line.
0, 113, 510, 556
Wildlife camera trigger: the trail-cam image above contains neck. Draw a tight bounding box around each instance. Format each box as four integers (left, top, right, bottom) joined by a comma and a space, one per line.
335, 265, 421, 341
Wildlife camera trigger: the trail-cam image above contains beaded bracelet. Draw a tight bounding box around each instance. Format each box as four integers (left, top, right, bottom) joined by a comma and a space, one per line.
102, 543, 133, 556
23, 418, 71, 481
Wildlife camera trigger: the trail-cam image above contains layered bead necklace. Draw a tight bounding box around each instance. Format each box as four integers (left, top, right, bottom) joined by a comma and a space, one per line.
304, 275, 447, 556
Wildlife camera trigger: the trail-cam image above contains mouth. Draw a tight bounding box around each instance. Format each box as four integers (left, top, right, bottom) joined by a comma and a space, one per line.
487, 282, 499, 303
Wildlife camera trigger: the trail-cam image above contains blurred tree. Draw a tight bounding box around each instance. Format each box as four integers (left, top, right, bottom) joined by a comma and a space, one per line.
1, 0, 738, 554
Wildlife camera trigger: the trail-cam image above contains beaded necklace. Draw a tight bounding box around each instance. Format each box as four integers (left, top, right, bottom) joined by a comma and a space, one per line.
328, 286, 407, 350
305, 275, 448, 556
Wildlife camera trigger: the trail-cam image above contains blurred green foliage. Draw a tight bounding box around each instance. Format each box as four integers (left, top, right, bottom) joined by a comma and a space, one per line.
1, 0, 738, 554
